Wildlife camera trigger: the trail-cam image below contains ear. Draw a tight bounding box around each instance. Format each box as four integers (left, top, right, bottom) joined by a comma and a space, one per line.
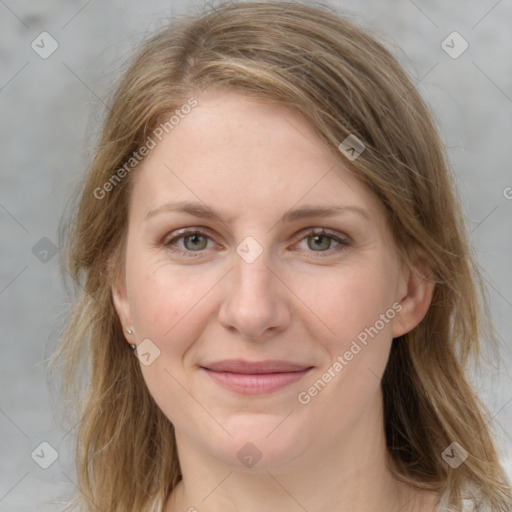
392, 248, 435, 338
112, 277, 134, 343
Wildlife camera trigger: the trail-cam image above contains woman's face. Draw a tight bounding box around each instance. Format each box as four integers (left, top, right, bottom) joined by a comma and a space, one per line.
113, 88, 427, 470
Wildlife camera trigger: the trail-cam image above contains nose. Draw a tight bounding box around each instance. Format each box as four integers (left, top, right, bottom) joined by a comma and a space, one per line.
217, 244, 292, 340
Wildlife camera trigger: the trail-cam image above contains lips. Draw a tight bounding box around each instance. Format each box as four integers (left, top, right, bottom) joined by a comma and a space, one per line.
200, 359, 313, 395
203, 359, 311, 374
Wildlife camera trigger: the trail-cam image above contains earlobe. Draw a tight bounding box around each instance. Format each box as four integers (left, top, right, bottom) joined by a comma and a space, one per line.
112, 282, 133, 339
392, 252, 435, 338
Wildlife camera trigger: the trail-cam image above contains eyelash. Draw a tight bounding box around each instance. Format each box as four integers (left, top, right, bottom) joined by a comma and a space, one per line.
163, 228, 350, 258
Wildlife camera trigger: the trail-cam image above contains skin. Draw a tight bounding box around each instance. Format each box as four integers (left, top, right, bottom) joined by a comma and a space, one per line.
113, 88, 438, 512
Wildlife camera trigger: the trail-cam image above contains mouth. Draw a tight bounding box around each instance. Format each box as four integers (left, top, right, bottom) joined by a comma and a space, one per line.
200, 359, 314, 395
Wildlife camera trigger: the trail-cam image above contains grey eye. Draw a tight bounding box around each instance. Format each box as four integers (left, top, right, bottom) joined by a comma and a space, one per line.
306, 234, 339, 251
183, 233, 208, 251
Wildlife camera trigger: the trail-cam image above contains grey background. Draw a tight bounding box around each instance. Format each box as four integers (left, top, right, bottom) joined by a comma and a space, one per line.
1, 0, 511, 510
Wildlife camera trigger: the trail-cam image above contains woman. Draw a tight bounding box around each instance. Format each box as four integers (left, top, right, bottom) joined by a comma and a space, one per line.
51, 2, 512, 511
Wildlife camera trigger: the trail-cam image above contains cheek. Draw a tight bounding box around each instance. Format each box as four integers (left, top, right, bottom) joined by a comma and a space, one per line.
125, 253, 223, 421
128, 262, 220, 342
302, 264, 395, 388
297, 262, 395, 350
125, 240, 398, 425
295, 263, 395, 407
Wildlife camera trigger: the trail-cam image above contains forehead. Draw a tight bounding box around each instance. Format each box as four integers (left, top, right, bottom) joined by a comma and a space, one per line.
128, 89, 386, 228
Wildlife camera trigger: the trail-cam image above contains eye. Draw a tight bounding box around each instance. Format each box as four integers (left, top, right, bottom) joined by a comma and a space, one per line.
293, 229, 350, 255
164, 229, 215, 254
163, 227, 350, 257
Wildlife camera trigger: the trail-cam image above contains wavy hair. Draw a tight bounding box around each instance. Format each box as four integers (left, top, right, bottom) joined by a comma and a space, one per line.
49, 1, 512, 510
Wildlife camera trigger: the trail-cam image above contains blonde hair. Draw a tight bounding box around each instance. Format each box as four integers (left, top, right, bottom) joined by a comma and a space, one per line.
49, 1, 512, 510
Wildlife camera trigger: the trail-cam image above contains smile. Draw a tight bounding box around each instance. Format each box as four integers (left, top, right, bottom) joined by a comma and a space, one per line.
200, 359, 314, 395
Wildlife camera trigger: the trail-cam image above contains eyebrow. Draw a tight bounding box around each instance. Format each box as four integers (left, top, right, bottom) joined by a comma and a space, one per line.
144, 201, 371, 224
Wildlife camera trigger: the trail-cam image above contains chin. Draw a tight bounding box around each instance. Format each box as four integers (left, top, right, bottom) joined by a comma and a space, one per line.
202, 412, 313, 471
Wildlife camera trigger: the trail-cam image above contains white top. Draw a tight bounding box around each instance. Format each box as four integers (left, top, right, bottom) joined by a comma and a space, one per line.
434, 486, 488, 511
151, 485, 490, 511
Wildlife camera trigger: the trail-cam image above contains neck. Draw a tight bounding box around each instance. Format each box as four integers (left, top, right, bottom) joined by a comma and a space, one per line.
165, 391, 436, 512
